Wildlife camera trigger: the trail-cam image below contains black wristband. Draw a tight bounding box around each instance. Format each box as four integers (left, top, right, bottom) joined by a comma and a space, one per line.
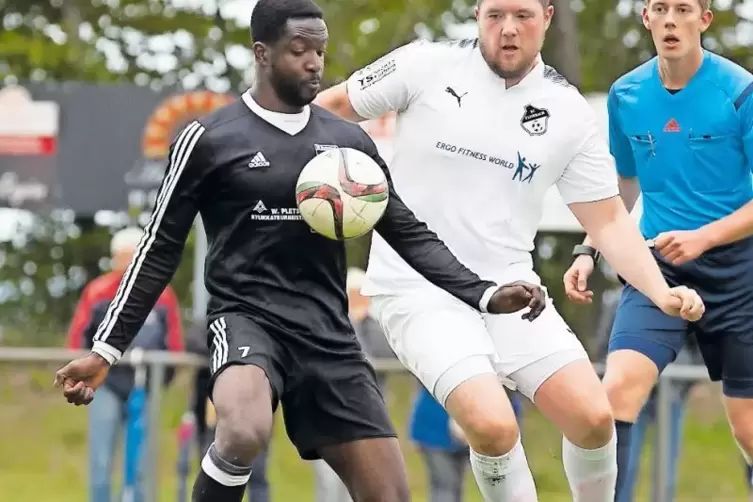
572, 244, 600, 263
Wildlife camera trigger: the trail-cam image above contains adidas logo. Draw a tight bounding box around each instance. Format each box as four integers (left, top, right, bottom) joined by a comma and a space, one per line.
248, 152, 270, 168
663, 118, 680, 132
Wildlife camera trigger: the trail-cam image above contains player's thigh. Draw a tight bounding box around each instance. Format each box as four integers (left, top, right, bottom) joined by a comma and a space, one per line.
319, 437, 409, 502
604, 284, 686, 410
281, 353, 397, 461
370, 291, 495, 403
529, 358, 614, 446
207, 314, 285, 450
711, 326, 753, 399
687, 240, 753, 439
443, 369, 520, 454
483, 298, 589, 401
692, 261, 753, 397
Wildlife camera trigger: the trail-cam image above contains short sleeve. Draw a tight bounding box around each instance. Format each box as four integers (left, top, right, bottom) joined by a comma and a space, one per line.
607, 86, 637, 178
737, 81, 753, 174
557, 105, 620, 204
346, 41, 430, 120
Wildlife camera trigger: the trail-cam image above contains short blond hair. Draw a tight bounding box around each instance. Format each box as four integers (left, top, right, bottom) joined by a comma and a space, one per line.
646, 0, 710, 9
110, 227, 144, 256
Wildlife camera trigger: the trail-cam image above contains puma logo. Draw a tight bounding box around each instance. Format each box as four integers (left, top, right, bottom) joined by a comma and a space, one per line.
445, 86, 467, 107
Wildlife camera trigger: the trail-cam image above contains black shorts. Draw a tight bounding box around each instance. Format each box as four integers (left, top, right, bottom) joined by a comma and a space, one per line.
205, 313, 396, 460
610, 236, 753, 397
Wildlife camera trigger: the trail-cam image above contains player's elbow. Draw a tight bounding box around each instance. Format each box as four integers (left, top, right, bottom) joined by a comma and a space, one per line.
569, 196, 628, 240
315, 82, 362, 122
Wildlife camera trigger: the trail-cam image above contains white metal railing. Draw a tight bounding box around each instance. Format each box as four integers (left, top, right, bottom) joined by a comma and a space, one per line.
0, 348, 711, 502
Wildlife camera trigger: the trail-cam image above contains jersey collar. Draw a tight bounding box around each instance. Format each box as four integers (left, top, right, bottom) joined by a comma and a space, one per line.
650, 49, 710, 100
241, 90, 311, 136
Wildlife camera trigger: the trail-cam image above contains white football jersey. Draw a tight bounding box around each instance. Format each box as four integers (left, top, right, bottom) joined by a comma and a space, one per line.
346, 39, 619, 295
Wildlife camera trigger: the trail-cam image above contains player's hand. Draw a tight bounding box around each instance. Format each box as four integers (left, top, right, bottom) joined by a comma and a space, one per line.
656, 286, 705, 322
488, 281, 546, 321
53, 352, 111, 406
563, 255, 595, 304
653, 229, 713, 266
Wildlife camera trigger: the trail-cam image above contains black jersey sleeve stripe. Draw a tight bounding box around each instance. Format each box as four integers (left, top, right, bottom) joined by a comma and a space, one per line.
93, 121, 205, 354
735, 81, 753, 110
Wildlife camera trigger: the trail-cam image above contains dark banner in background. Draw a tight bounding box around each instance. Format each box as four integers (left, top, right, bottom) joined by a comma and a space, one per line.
0, 82, 234, 216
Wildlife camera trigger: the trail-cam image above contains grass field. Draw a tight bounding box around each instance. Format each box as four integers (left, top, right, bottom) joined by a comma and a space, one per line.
0, 364, 749, 501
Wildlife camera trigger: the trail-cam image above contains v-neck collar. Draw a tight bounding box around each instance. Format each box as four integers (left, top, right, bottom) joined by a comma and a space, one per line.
242, 91, 311, 136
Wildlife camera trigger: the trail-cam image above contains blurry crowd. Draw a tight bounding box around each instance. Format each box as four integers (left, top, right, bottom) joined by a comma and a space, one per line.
67, 227, 749, 502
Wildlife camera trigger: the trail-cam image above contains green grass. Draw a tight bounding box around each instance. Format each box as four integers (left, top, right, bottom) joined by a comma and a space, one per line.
0, 365, 748, 501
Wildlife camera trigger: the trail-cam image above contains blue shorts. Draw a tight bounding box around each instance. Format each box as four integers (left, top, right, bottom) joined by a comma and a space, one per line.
609, 236, 753, 398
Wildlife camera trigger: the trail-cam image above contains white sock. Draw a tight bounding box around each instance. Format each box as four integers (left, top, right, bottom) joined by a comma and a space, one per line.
470, 436, 538, 502
201, 443, 252, 486
562, 428, 617, 502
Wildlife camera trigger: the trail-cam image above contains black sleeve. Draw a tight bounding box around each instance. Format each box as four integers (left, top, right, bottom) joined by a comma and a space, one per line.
91, 121, 211, 364
364, 136, 498, 311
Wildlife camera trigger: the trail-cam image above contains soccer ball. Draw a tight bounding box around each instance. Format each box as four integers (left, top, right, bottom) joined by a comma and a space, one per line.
296, 147, 389, 240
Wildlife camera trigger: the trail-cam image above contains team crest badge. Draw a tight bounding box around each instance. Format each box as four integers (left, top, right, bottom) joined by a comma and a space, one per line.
314, 143, 338, 154
520, 104, 550, 136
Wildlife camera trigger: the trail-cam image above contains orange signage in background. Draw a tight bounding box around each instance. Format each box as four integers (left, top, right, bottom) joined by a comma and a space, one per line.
141, 91, 234, 159
0, 86, 59, 156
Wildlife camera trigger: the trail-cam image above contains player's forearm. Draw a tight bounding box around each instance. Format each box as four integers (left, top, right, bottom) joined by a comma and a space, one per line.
582, 176, 640, 247
570, 197, 671, 304
699, 199, 753, 248
314, 83, 364, 122
92, 236, 189, 363
376, 196, 498, 312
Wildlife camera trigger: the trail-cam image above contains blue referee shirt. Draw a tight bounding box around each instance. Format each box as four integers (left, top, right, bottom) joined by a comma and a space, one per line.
608, 50, 753, 239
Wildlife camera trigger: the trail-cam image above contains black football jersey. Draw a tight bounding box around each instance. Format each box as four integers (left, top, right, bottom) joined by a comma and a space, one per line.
91, 95, 496, 362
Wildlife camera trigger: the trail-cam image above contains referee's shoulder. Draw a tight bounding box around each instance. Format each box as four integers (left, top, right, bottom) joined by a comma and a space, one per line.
610, 58, 655, 100
701, 52, 753, 108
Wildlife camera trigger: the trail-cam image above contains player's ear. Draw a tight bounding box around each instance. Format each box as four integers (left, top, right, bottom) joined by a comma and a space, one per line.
700, 9, 713, 32
641, 6, 651, 30
543, 5, 554, 29
252, 41, 270, 67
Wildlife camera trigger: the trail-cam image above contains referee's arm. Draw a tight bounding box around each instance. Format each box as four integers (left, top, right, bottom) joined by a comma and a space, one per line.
582, 88, 641, 249
90, 121, 210, 365
694, 84, 753, 247
362, 138, 498, 313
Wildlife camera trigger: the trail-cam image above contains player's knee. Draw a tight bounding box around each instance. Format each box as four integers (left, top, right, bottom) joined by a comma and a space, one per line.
568, 400, 614, 448
214, 408, 273, 465
211, 365, 275, 463
603, 353, 658, 422
603, 375, 653, 422
462, 413, 520, 456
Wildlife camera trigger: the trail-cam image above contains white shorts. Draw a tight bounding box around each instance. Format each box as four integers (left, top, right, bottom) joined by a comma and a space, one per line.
370, 285, 588, 406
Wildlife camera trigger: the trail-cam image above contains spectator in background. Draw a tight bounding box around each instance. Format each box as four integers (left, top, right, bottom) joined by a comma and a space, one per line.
410, 385, 470, 502
410, 384, 524, 502
66, 227, 184, 502
312, 267, 397, 502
